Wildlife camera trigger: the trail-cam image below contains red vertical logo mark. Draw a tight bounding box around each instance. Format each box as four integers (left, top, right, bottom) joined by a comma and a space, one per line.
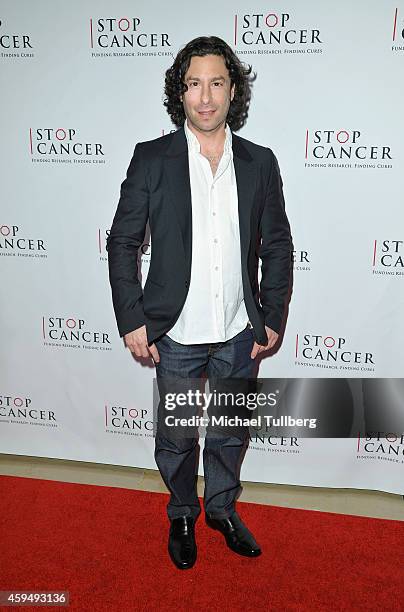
357, 431, 361, 452
295, 333, 299, 358
234, 14, 238, 46
29, 128, 33, 155
98, 228, 102, 253
105, 405, 108, 427
305, 129, 309, 159
42, 316, 45, 339
393, 8, 398, 41
372, 239, 377, 266
90, 18, 94, 48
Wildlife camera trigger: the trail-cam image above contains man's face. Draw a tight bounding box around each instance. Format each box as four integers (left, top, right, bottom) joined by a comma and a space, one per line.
181, 54, 235, 134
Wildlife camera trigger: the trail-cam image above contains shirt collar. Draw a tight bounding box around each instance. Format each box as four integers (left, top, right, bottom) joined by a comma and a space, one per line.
184, 119, 232, 155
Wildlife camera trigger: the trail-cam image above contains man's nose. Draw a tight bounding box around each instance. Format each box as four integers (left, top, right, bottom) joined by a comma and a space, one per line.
200, 83, 211, 105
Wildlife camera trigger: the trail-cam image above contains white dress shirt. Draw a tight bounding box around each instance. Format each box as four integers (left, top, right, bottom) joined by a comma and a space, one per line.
167, 120, 249, 344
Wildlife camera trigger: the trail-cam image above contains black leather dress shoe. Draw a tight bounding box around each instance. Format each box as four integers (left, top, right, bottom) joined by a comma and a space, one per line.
168, 516, 197, 569
206, 512, 262, 557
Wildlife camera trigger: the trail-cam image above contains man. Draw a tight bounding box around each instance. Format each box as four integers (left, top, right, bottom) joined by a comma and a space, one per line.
106, 36, 292, 569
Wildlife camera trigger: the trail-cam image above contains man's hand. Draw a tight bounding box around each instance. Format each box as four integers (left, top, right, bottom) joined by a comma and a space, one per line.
250, 325, 279, 359
124, 325, 160, 363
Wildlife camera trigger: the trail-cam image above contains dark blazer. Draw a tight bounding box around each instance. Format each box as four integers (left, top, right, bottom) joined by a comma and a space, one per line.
106, 125, 292, 347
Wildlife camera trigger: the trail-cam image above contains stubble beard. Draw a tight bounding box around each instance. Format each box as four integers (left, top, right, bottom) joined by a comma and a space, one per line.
186, 107, 229, 135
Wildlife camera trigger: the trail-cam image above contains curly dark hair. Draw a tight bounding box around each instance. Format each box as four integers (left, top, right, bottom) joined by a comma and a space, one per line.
163, 36, 256, 132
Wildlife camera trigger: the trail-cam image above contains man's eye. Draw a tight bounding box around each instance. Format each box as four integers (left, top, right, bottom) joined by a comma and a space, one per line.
213, 82, 222, 86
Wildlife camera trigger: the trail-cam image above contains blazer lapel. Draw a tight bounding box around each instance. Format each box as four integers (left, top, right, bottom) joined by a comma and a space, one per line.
232, 133, 257, 264
163, 127, 192, 262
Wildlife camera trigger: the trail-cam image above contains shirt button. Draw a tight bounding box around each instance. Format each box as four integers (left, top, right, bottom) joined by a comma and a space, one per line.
214, 238, 218, 243
212, 211, 216, 216
215, 266, 219, 271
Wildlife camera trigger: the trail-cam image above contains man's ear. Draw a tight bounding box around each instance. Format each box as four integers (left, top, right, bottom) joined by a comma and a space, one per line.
230, 83, 235, 102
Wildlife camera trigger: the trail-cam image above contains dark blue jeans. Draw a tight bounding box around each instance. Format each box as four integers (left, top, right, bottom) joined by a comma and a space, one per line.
154, 325, 256, 521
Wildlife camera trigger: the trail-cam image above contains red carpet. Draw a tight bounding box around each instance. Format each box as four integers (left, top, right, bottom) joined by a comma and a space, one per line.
0, 475, 403, 611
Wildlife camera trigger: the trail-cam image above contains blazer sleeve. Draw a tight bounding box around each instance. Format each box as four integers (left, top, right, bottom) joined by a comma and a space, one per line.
106, 143, 149, 337
258, 148, 293, 334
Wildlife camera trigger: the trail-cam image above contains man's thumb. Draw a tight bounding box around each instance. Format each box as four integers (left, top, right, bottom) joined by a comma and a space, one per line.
148, 343, 160, 363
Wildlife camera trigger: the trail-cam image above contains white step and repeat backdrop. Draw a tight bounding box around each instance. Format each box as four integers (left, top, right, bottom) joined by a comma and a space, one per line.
1, 1, 403, 494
